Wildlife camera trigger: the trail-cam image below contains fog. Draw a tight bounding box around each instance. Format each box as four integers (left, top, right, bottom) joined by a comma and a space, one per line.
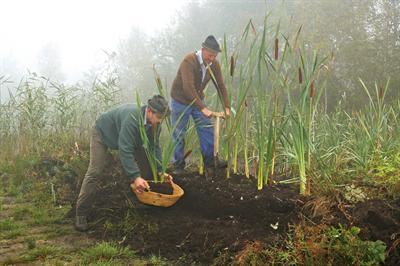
1, 0, 399, 109
0, 0, 185, 83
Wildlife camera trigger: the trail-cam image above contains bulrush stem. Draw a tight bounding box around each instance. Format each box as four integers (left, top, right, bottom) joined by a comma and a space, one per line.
269, 153, 275, 186
199, 154, 203, 175
233, 139, 238, 174
251, 151, 257, 178
257, 157, 264, 190
244, 147, 249, 178
244, 104, 249, 178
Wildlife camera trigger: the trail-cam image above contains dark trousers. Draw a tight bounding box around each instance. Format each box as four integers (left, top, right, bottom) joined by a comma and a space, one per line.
76, 126, 151, 216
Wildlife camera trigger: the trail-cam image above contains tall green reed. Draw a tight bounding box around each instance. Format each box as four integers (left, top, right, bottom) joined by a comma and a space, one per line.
135, 93, 160, 181
344, 79, 395, 170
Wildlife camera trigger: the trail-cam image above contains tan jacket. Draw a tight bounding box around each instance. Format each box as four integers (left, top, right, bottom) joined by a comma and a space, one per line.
171, 52, 229, 110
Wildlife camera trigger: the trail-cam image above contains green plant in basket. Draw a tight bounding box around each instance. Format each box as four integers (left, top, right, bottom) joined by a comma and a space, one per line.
135, 93, 168, 183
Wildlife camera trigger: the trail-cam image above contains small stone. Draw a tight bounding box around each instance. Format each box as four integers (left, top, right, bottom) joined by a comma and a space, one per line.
270, 222, 279, 230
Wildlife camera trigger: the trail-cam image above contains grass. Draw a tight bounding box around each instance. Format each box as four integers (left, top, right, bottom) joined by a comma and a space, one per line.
0, 168, 167, 265
0, 218, 26, 239
228, 225, 386, 265
148, 254, 169, 266
103, 208, 159, 238
19, 245, 65, 262
81, 242, 136, 262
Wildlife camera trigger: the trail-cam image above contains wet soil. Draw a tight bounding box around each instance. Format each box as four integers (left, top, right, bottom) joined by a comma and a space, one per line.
76, 168, 399, 265
148, 181, 173, 195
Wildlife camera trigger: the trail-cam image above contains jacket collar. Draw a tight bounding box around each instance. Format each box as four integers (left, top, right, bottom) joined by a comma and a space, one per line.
141, 106, 150, 128
195, 50, 213, 67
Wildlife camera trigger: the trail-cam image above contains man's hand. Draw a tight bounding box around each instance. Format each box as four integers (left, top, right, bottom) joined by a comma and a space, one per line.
201, 107, 213, 118
225, 107, 231, 118
160, 173, 173, 183
132, 177, 150, 193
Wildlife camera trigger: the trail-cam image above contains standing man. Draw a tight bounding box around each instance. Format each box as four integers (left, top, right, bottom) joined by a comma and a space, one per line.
75, 95, 171, 232
171, 35, 230, 175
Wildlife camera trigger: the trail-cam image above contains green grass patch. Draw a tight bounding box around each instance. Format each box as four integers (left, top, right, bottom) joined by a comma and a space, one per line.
324, 225, 386, 265
103, 208, 159, 237
29, 204, 70, 226
0, 156, 39, 187
11, 203, 34, 220
147, 254, 169, 266
18, 244, 65, 263
44, 224, 75, 239
24, 237, 37, 250
230, 225, 387, 265
0, 217, 26, 239
81, 242, 136, 263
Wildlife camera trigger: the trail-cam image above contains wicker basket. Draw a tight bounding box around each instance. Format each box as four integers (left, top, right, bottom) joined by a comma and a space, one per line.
131, 181, 184, 207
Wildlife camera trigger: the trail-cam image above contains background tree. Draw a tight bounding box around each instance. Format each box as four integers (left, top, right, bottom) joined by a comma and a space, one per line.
36, 42, 65, 82
116, 27, 156, 101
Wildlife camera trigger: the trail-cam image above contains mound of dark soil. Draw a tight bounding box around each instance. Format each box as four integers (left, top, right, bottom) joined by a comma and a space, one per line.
73, 168, 399, 265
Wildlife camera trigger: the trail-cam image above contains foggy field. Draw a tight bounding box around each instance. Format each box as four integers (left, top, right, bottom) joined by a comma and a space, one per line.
1, 1, 399, 265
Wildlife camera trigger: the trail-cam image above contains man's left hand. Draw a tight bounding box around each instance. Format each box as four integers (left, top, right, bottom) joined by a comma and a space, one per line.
160, 173, 173, 183
225, 107, 231, 118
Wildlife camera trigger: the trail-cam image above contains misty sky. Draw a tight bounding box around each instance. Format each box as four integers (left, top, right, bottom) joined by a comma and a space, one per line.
0, 0, 185, 82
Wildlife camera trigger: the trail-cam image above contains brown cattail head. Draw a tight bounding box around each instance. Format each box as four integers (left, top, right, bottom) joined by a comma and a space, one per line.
310, 80, 314, 98
230, 55, 235, 77
244, 100, 248, 107
274, 38, 279, 61
379, 86, 384, 99
250, 19, 257, 35
298, 67, 303, 84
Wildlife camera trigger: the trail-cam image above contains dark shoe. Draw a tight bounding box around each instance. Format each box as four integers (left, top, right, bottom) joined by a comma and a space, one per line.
204, 158, 228, 169
75, 215, 88, 232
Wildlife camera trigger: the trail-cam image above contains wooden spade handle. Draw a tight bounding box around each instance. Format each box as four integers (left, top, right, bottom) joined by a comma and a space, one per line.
214, 116, 220, 158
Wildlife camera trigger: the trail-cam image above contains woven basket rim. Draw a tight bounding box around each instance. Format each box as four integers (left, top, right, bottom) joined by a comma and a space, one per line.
131, 181, 184, 207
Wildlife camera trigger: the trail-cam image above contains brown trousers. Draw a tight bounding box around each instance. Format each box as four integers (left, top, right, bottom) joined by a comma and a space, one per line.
76, 126, 152, 216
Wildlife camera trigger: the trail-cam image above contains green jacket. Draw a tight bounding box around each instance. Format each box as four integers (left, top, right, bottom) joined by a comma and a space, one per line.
95, 104, 161, 180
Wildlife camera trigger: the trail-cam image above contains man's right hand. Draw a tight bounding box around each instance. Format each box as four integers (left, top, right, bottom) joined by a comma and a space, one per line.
201, 107, 213, 118
132, 177, 150, 193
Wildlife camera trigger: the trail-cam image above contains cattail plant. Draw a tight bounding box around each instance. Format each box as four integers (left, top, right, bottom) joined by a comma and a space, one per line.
298, 67, 303, 84
354, 79, 391, 162
135, 93, 160, 182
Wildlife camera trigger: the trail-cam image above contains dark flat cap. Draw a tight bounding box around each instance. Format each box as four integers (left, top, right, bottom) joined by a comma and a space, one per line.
202, 35, 221, 53
148, 95, 170, 116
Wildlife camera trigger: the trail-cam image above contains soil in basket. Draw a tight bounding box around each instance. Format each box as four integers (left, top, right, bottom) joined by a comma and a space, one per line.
148, 181, 173, 195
